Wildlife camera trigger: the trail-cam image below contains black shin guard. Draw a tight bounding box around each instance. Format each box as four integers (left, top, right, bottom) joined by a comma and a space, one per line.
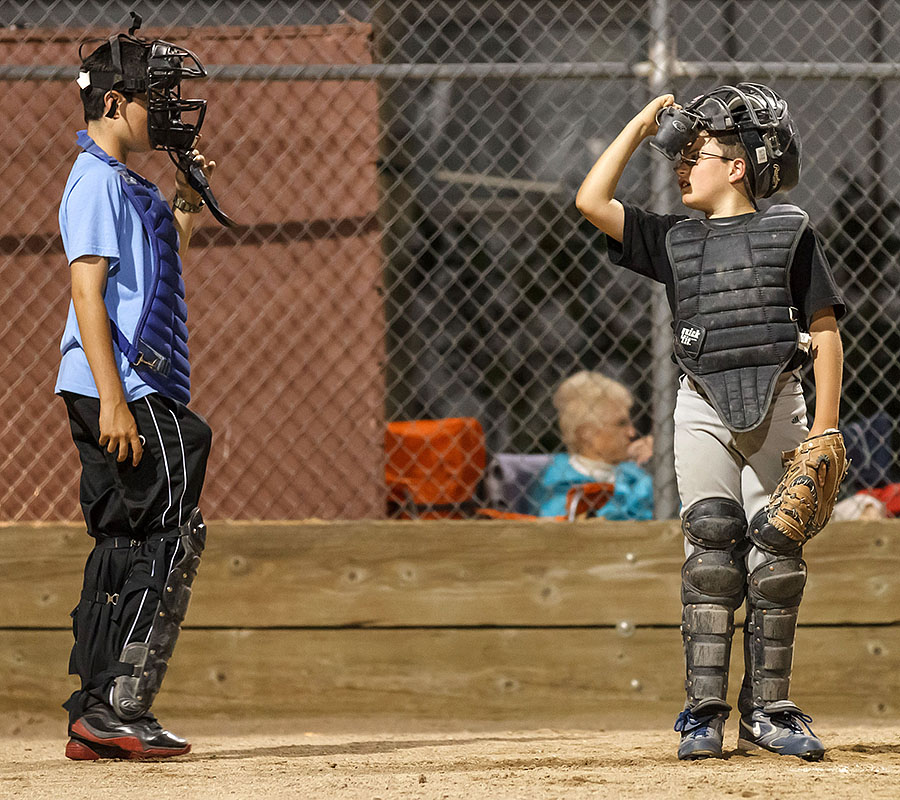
112, 509, 206, 720
744, 604, 800, 707
64, 536, 140, 721
682, 550, 746, 706
681, 499, 748, 708
745, 554, 807, 708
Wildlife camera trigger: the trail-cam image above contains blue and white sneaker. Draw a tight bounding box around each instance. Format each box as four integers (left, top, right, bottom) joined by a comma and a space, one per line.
675, 699, 730, 760
737, 700, 825, 761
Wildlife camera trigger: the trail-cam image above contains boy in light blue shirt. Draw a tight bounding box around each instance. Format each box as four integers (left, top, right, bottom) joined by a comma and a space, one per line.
57, 26, 217, 762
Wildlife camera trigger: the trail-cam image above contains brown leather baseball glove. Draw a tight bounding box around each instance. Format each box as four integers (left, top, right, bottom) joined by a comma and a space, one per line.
766, 429, 850, 545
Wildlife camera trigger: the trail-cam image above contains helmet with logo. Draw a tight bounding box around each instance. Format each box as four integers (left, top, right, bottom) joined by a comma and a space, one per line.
651, 82, 801, 199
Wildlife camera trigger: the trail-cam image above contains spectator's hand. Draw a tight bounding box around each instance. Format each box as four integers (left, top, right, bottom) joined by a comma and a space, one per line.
99, 399, 143, 466
628, 435, 654, 466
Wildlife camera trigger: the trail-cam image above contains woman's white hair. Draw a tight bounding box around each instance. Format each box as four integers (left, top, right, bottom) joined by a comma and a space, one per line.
553, 371, 632, 453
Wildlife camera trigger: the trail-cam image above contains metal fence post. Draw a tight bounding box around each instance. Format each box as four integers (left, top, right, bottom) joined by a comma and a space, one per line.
648, 0, 680, 519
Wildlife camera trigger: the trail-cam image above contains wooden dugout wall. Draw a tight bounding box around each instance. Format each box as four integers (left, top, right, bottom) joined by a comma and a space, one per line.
3, 519, 899, 729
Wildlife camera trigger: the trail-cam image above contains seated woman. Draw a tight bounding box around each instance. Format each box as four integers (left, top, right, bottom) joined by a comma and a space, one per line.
528, 371, 654, 519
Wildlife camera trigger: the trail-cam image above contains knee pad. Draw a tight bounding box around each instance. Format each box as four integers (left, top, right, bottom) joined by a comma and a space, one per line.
748, 555, 807, 609
112, 509, 206, 720
682, 548, 746, 609
682, 498, 746, 550
748, 508, 802, 555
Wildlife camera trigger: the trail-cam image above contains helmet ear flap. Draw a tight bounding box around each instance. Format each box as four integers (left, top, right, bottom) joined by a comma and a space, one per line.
738, 121, 801, 199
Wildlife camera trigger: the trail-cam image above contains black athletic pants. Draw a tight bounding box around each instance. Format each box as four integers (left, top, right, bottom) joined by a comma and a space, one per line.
61, 392, 212, 722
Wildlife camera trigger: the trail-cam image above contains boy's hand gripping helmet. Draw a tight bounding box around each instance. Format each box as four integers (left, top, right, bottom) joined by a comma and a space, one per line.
651, 82, 802, 199
77, 13, 236, 227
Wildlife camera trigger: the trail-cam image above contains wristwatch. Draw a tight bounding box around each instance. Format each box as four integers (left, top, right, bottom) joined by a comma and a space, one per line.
173, 194, 205, 214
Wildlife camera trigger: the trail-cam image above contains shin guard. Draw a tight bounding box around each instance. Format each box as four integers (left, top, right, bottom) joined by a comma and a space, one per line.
680, 499, 748, 708
112, 509, 206, 719
745, 554, 807, 707
681, 548, 747, 706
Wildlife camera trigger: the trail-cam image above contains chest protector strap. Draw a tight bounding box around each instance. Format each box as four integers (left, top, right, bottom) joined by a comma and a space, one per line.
77, 131, 190, 405
666, 205, 808, 432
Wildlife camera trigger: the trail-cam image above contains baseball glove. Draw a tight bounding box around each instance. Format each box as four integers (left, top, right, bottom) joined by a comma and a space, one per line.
766, 429, 850, 545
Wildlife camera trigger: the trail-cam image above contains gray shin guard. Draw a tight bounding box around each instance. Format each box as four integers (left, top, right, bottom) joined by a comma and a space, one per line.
683, 601, 736, 705
746, 555, 807, 706
681, 549, 746, 706
113, 509, 206, 720
681, 499, 747, 707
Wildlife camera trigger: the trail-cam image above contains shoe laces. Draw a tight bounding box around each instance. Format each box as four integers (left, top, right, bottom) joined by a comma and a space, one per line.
139, 713, 163, 733
767, 709, 815, 735
674, 709, 718, 737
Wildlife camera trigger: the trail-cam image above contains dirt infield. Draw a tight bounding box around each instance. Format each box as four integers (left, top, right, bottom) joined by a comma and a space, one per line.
3, 719, 900, 800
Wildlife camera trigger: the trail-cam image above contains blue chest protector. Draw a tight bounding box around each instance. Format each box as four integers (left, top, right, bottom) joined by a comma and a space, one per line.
77, 131, 191, 405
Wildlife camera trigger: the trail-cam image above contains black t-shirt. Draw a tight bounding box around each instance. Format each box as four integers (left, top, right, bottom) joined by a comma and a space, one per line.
606, 204, 845, 332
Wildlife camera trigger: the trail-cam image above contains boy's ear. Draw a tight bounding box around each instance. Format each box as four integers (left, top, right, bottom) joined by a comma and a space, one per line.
103, 90, 123, 119
729, 156, 747, 186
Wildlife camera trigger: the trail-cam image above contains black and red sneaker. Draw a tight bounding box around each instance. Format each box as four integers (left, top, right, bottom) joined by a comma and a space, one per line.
65, 736, 131, 761
67, 705, 191, 760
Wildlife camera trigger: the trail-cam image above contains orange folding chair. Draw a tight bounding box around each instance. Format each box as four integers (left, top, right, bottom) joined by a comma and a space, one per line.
385, 418, 486, 519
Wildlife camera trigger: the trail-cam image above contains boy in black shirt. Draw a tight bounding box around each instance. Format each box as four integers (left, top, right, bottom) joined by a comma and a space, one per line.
576, 85, 844, 760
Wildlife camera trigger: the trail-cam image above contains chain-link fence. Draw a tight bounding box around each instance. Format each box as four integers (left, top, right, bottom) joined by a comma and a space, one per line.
1, 1, 898, 521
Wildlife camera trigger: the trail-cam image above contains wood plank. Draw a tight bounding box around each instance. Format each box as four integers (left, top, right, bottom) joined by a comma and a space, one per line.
4, 626, 899, 725
3, 520, 900, 627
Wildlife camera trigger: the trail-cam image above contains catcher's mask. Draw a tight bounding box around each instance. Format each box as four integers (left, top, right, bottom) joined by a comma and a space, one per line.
77, 12, 236, 227
77, 12, 207, 155
650, 82, 801, 199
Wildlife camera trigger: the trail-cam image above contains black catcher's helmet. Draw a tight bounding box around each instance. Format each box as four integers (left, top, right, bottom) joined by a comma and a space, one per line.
684, 83, 801, 199
77, 12, 207, 155
651, 82, 801, 199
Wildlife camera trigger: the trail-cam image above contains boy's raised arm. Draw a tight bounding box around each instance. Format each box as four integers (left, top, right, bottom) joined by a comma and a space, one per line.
575, 94, 674, 242
172, 146, 217, 262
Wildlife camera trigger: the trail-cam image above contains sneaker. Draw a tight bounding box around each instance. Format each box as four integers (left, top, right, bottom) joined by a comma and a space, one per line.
136, 713, 191, 756
67, 705, 191, 760
675, 699, 730, 760
65, 736, 131, 761
737, 700, 825, 761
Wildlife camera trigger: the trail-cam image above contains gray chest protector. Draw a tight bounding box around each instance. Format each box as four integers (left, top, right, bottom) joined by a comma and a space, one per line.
666, 205, 808, 432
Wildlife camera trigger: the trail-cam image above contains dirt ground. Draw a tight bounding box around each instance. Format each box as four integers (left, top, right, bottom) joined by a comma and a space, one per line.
3, 717, 900, 800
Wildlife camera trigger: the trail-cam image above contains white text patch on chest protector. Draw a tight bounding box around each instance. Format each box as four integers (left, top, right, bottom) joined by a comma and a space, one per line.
677, 321, 707, 358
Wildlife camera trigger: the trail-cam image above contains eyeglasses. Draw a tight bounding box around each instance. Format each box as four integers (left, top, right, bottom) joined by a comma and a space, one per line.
674, 150, 735, 169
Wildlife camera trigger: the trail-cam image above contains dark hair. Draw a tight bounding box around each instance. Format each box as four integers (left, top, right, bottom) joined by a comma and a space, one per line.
79, 39, 147, 122
710, 132, 747, 162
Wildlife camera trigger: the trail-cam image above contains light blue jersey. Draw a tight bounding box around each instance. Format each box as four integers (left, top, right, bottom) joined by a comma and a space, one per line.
56, 148, 155, 401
